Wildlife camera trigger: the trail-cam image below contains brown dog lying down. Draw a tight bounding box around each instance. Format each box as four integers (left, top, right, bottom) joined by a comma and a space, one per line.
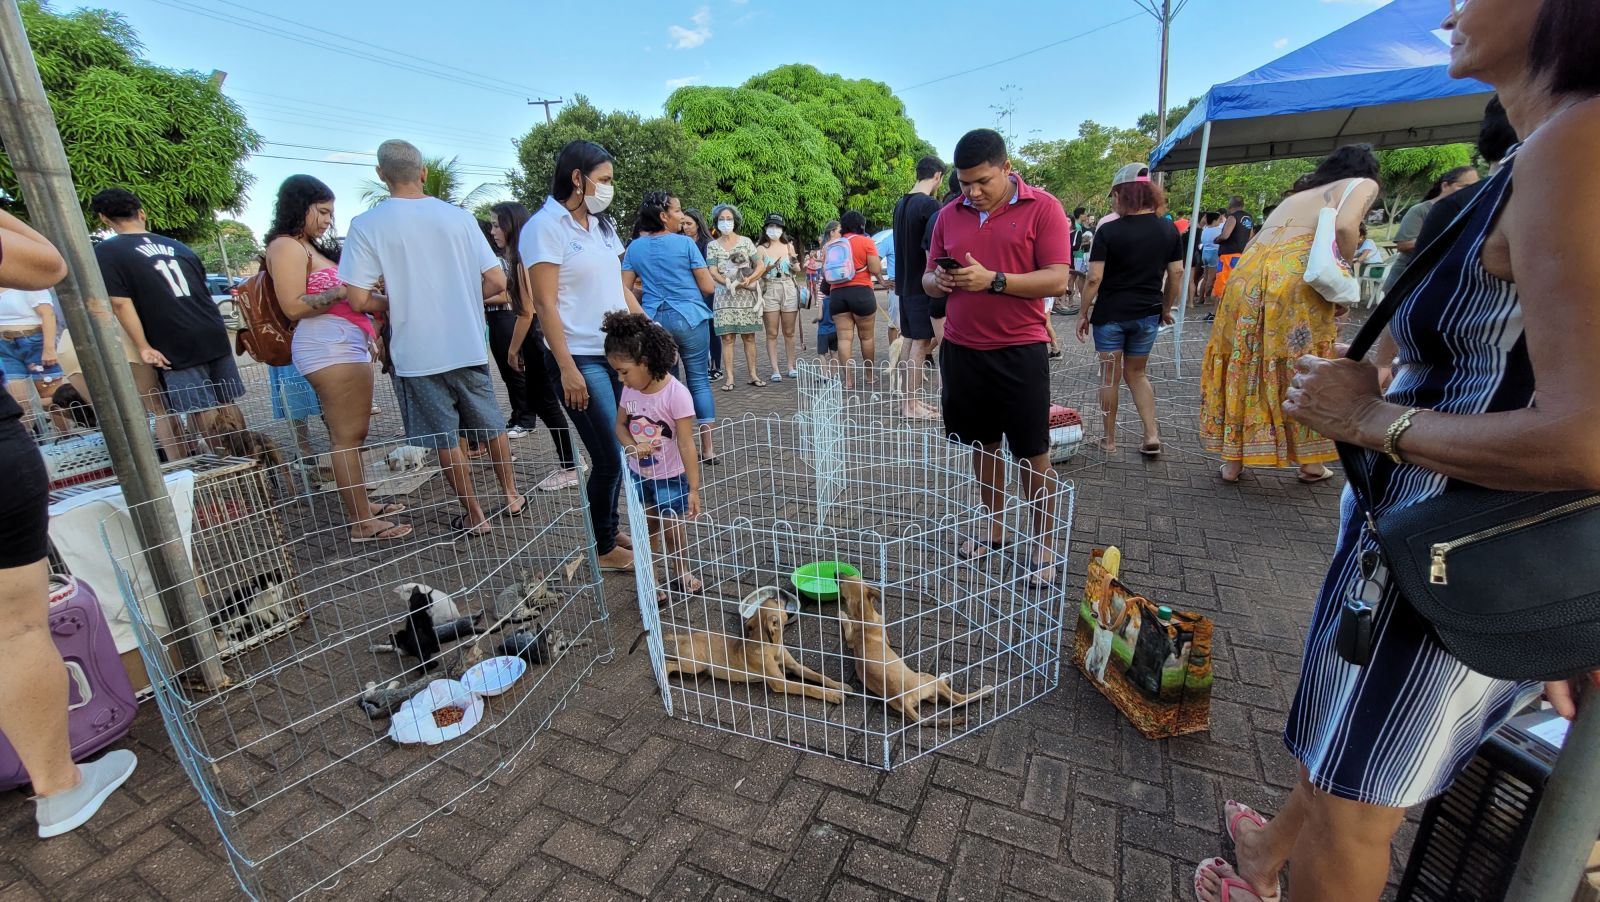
656, 596, 850, 704
837, 576, 994, 722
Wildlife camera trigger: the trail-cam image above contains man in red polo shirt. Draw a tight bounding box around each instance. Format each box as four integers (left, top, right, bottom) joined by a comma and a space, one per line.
922, 128, 1072, 580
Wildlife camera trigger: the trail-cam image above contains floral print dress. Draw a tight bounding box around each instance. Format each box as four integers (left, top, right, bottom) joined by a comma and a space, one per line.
706, 235, 762, 335
1199, 230, 1339, 467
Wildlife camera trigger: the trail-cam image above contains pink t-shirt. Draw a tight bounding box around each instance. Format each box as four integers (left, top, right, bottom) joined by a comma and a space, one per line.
620, 376, 696, 479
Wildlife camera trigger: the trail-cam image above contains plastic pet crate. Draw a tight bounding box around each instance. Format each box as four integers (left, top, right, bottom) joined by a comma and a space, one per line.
1396, 719, 1585, 901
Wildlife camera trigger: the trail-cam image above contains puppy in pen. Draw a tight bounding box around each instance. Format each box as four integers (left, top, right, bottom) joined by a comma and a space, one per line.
603, 312, 703, 601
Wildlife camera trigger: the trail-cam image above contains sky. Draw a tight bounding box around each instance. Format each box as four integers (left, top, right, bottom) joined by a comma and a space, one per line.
105, 0, 1396, 242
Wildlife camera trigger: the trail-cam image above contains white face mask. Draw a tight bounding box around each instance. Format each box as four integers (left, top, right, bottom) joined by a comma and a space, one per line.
717, 220, 735, 234
583, 175, 614, 214
765, 227, 782, 240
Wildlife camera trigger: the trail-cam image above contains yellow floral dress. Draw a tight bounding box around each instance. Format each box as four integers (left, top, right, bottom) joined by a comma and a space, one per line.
1199, 230, 1339, 467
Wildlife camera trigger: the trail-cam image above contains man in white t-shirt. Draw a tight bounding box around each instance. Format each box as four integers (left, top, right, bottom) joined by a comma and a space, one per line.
343, 139, 522, 536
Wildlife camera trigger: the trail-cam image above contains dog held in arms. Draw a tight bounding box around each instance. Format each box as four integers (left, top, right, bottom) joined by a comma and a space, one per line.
836, 575, 993, 722
632, 595, 850, 704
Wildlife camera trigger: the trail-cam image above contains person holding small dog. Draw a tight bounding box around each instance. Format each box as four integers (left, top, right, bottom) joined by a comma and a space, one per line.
605, 312, 702, 600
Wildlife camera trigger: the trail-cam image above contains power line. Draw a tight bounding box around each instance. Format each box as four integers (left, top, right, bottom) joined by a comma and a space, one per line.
235, 94, 519, 151
231, 88, 516, 144
251, 153, 509, 180
246, 110, 516, 158
143, 0, 549, 99
203, 0, 555, 98
896, 13, 1146, 93
258, 142, 509, 175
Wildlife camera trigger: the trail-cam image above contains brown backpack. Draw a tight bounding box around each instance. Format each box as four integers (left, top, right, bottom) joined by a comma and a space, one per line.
231, 259, 295, 366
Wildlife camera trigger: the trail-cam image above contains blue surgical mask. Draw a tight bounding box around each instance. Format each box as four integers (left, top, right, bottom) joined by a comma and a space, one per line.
717, 220, 735, 234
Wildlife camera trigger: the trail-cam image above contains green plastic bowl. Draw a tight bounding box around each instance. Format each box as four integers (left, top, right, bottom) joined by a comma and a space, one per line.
790, 561, 862, 602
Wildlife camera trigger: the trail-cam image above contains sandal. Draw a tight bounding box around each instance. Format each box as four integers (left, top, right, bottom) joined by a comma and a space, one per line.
1139, 442, 1163, 457
350, 523, 413, 544
959, 537, 1005, 561
1297, 468, 1334, 484
501, 492, 530, 518
370, 502, 407, 517
700, 454, 721, 466
1193, 858, 1276, 902
748, 379, 767, 387
451, 514, 491, 538
1219, 465, 1242, 485
722, 383, 735, 392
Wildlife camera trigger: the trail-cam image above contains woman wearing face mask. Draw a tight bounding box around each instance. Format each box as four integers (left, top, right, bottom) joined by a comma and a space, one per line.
622, 191, 719, 464
264, 174, 410, 543
705, 204, 768, 390
521, 140, 644, 572
756, 214, 802, 381
681, 208, 722, 382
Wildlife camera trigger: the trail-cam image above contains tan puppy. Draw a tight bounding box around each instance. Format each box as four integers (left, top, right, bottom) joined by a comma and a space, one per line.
660, 597, 848, 704
883, 336, 906, 393
837, 576, 994, 722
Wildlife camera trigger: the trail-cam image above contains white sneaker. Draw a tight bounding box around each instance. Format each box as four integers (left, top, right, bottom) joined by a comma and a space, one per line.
35, 749, 137, 838
506, 425, 531, 440
537, 468, 580, 492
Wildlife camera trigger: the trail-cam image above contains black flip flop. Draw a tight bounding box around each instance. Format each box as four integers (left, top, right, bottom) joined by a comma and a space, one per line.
451, 514, 490, 538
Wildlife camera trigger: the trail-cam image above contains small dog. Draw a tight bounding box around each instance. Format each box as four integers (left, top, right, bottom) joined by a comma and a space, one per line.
386, 445, 428, 473
211, 573, 292, 644
643, 596, 849, 704
206, 406, 286, 470
836, 576, 993, 722
883, 337, 906, 394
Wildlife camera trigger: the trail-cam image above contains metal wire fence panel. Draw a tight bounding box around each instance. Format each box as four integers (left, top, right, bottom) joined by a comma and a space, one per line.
101, 431, 611, 901
624, 415, 1074, 769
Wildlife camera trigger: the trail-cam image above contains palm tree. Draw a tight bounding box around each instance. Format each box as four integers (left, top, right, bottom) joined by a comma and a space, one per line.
360, 155, 500, 209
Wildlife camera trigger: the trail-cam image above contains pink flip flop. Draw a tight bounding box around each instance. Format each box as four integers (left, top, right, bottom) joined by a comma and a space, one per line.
1193, 858, 1277, 902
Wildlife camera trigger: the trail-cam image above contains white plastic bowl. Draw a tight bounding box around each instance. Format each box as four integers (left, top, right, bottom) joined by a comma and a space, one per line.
462, 656, 527, 697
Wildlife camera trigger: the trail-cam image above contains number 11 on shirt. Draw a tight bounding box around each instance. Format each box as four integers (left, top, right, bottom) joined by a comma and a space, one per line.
154, 259, 191, 297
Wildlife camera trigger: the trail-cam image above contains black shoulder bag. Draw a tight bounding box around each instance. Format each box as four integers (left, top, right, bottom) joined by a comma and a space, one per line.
1336, 177, 1600, 683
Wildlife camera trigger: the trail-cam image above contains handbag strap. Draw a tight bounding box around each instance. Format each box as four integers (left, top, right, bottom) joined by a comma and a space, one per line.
1330, 179, 1362, 213
1337, 170, 1504, 516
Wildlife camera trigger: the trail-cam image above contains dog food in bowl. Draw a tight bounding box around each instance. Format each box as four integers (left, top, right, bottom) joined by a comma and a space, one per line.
432, 706, 466, 728
462, 656, 528, 697
790, 561, 862, 602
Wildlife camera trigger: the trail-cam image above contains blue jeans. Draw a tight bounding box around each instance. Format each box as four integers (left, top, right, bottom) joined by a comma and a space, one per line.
657, 307, 715, 424
547, 351, 623, 554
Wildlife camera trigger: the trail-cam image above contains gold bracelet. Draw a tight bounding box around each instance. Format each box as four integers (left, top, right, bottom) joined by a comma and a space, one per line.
1383, 407, 1424, 465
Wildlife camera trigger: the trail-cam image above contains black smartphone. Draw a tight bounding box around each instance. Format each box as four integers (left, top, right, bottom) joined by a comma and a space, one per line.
933, 256, 961, 270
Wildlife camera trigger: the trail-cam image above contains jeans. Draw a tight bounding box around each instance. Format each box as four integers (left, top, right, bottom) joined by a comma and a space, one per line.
547, 350, 623, 554
657, 307, 715, 424
701, 293, 721, 372
522, 321, 577, 468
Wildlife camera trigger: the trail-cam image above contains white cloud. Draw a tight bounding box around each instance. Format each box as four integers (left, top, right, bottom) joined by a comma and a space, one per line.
1273, 37, 1290, 48
669, 7, 712, 49
666, 75, 701, 88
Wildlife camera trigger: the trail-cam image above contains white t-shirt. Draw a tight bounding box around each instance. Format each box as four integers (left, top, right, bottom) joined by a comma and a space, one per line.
520, 196, 628, 357
1200, 225, 1224, 251
0, 288, 51, 327
340, 196, 500, 377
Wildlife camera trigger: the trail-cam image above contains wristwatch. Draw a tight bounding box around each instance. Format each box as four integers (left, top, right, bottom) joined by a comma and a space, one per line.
988, 272, 1007, 295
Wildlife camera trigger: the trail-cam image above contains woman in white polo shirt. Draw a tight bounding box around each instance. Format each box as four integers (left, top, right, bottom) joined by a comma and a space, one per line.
521, 140, 643, 572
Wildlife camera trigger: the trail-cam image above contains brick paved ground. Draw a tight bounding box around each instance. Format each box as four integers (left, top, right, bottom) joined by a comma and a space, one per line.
0, 307, 1417, 901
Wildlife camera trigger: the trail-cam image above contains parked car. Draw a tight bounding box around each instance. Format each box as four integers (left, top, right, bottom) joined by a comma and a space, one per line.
207, 274, 242, 330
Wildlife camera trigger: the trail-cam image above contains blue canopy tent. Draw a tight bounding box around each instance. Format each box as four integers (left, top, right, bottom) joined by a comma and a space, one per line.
1148, 0, 1491, 371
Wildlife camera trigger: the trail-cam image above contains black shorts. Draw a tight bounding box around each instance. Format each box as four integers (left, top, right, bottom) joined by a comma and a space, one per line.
899, 293, 934, 341
817, 331, 838, 355
940, 340, 1051, 458
829, 285, 877, 319
930, 296, 948, 320
0, 416, 50, 569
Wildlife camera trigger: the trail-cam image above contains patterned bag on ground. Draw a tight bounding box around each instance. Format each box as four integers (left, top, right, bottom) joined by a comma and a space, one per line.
1073, 547, 1212, 739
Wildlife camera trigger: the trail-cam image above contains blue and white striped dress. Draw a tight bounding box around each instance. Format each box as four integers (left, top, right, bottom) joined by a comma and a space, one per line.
1284, 155, 1543, 809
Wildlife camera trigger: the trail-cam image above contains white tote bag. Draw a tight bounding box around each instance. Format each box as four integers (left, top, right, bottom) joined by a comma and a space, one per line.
1303, 180, 1363, 305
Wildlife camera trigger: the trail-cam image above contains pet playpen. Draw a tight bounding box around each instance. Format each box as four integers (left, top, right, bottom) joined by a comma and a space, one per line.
104, 433, 611, 901
625, 414, 1075, 769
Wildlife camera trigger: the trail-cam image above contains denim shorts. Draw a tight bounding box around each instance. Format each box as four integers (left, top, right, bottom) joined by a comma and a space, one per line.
0, 331, 64, 383
633, 471, 690, 515
1092, 314, 1162, 357
161, 354, 245, 413
393, 364, 505, 449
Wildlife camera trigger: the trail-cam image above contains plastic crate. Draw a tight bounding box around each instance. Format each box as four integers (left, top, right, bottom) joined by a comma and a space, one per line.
1048, 405, 1084, 463
1396, 719, 1578, 901
40, 432, 115, 489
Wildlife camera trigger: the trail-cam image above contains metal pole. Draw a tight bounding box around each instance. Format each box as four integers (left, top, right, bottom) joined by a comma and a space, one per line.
0, 0, 226, 688
1156, 0, 1171, 149
215, 229, 233, 279
1506, 695, 1600, 902
1170, 119, 1211, 378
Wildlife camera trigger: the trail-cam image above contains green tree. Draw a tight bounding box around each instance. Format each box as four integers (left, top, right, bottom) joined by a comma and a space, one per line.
666, 86, 843, 243
1019, 121, 1155, 213
742, 64, 936, 229
0, 1, 259, 243
360, 155, 499, 209
1375, 144, 1475, 223
196, 219, 261, 274
508, 95, 712, 238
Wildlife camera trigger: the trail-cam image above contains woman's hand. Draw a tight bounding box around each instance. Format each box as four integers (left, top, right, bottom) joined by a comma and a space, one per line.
1545, 670, 1600, 720
685, 490, 702, 520
508, 346, 523, 373
1283, 355, 1387, 444
560, 364, 589, 410
1075, 315, 1091, 343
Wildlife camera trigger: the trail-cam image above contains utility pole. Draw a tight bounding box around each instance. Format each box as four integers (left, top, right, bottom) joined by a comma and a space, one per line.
216, 227, 233, 278
1134, 0, 1188, 186
528, 97, 564, 124
0, 0, 226, 688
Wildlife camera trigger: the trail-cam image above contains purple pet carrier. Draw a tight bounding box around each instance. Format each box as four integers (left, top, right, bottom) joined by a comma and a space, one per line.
0, 576, 138, 792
